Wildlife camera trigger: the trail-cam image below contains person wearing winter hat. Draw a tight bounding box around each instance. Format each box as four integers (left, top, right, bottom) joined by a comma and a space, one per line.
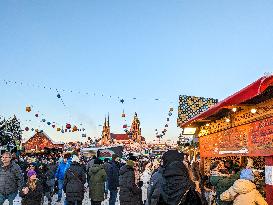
240, 168, 254, 182
119, 159, 142, 205
20, 170, 44, 205
220, 172, 268, 205
88, 157, 107, 205
64, 154, 86, 205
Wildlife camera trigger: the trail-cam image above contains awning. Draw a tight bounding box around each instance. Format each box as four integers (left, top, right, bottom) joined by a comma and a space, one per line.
181, 75, 273, 127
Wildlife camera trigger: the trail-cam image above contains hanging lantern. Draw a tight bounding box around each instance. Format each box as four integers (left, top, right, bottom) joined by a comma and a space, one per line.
25, 127, 29, 131
57, 94, 61, 98
35, 114, 39, 117
69, 130, 71, 132
52, 124, 55, 128
47, 122, 51, 125
82, 134, 86, 137
61, 129, 64, 133
42, 119, 46, 122
122, 113, 126, 118
26, 106, 31, 112
164, 129, 167, 132
82, 128, 85, 131
170, 108, 174, 112
66, 124, 71, 129
72, 126, 78, 132
31, 128, 34, 131
165, 124, 168, 128
123, 124, 127, 129
57, 128, 61, 132
168, 112, 172, 116
167, 118, 169, 121
65, 129, 67, 132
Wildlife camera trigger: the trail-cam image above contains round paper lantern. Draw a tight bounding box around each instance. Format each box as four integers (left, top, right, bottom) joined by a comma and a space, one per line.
26, 106, 31, 112
66, 124, 71, 129
72, 126, 78, 132
35, 114, 39, 117
25, 127, 29, 131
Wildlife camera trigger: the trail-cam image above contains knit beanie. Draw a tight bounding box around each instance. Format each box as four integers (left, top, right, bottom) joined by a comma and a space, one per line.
27, 170, 37, 178
240, 168, 254, 182
127, 160, 135, 168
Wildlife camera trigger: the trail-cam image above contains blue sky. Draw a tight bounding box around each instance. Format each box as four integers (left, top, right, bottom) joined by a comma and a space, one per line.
0, 0, 272, 142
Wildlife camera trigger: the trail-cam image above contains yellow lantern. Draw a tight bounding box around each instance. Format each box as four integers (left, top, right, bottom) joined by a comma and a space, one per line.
57, 128, 61, 132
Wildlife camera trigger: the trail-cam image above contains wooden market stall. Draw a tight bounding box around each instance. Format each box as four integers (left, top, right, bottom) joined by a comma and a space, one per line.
23, 131, 64, 152
179, 75, 273, 204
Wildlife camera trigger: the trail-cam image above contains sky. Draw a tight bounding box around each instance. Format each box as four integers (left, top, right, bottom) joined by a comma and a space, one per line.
0, 0, 272, 142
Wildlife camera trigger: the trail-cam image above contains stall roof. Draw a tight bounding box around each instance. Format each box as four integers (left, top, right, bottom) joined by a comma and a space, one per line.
181, 75, 273, 127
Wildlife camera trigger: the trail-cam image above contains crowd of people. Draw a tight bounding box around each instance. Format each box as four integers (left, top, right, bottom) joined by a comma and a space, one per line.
0, 149, 269, 205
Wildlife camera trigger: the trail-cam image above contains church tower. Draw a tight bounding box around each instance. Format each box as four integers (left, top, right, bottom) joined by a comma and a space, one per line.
101, 114, 111, 145
130, 112, 143, 143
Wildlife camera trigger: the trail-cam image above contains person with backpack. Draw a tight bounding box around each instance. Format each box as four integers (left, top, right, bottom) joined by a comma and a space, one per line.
147, 150, 200, 205
119, 159, 142, 205
64, 155, 86, 205
88, 158, 107, 205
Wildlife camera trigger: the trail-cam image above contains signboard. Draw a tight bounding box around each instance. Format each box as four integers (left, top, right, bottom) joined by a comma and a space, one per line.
183, 128, 197, 135
200, 116, 273, 157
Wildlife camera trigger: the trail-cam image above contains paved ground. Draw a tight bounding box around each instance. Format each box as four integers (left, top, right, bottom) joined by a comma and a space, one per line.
4, 190, 119, 205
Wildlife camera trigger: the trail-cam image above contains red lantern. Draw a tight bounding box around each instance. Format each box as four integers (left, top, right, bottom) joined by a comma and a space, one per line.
66, 124, 71, 129
123, 124, 127, 128
52, 124, 55, 128
122, 113, 126, 117
25, 127, 29, 131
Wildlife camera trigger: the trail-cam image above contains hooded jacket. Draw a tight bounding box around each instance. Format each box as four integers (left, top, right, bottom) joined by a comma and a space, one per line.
119, 164, 142, 205
64, 162, 86, 202
89, 164, 107, 202
220, 179, 268, 205
55, 158, 72, 180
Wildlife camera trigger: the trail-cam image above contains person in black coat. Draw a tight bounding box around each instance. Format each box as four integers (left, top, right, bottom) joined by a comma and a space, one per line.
106, 154, 120, 205
19, 170, 44, 205
64, 155, 86, 205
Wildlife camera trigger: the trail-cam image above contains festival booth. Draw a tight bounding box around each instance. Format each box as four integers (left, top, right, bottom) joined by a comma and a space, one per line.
179, 75, 273, 204
23, 131, 64, 153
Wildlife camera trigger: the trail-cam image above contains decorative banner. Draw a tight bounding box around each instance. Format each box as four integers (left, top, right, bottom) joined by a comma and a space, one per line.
200, 116, 273, 157
177, 95, 218, 125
